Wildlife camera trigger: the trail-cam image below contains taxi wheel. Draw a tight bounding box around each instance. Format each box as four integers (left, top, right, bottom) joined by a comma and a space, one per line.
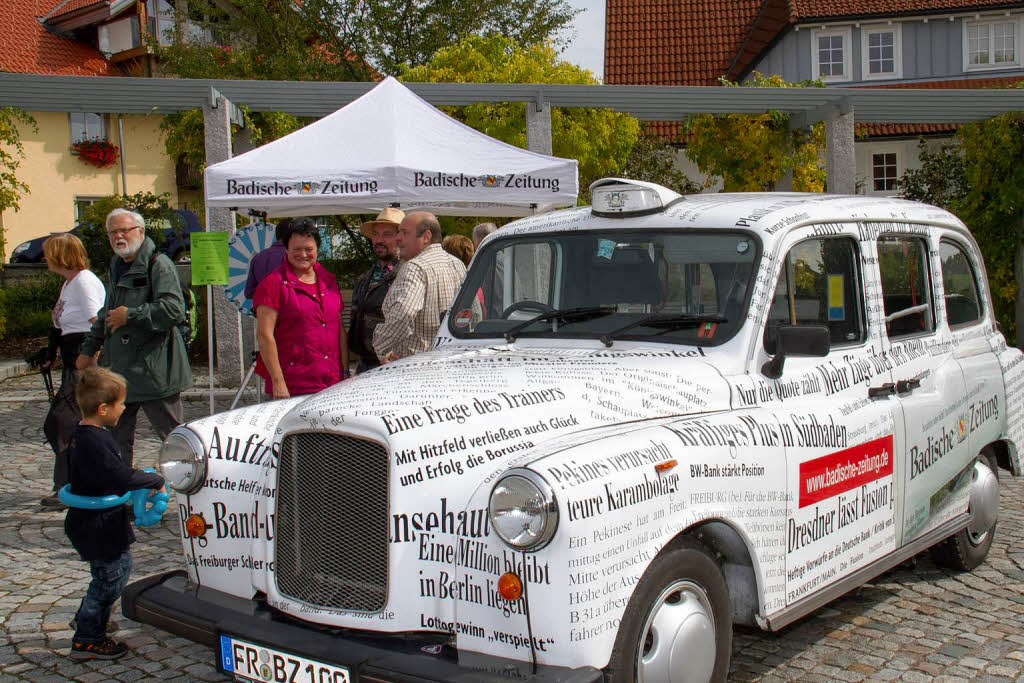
930, 451, 999, 572
605, 540, 731, 683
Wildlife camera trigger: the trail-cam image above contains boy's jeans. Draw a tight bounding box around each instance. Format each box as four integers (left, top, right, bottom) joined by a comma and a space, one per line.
73, 551, 131, 643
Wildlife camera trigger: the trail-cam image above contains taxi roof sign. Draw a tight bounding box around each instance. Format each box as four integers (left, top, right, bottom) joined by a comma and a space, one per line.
590, 178, 682, 218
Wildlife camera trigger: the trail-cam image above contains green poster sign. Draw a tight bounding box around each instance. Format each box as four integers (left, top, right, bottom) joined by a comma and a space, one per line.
190, 232, 230, 285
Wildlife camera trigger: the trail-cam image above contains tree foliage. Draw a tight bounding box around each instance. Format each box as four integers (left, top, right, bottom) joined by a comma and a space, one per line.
0, 107, 37, 264
621, 132, 702, 196
155, 0, 577, 79
897, 140, 967, 210
403, 35, 640, 199
898, 92, 1024, 345
682, 72, 826, 192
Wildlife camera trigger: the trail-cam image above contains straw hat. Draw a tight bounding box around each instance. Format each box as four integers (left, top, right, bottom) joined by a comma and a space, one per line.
360, 208, 405, 238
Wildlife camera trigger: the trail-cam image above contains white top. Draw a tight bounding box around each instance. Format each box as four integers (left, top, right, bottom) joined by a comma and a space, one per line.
204, 76, 579, 217
52, 269, 106, 335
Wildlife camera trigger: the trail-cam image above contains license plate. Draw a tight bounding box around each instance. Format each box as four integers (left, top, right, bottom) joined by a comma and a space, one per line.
220, 635, 350, 683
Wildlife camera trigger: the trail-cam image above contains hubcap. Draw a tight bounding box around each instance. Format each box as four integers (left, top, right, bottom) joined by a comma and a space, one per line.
967, 458, 999, 545
637, 580, 716, 683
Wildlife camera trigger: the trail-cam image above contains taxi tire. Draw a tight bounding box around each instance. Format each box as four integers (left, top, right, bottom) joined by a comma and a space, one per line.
605, 539, 731, 683
929, 452, 998, 572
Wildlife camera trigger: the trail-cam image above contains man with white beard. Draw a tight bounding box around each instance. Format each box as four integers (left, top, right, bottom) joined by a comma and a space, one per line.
76, 208, 192, 466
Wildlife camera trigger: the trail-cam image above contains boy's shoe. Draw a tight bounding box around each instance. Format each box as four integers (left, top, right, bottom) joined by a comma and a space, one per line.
69, 618, 118, 633
69, 636, 128, 660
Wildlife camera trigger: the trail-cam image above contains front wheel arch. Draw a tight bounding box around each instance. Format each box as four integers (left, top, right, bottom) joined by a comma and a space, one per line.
605, 537, 732, 683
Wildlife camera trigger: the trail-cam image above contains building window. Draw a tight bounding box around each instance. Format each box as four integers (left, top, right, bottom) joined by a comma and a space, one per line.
862, 25, 902, 79
70, 113, 106, 143
965, 19, 1019, 69
74, 196, 103, 222
872, 152, 898, 192
811, 27, 852, 82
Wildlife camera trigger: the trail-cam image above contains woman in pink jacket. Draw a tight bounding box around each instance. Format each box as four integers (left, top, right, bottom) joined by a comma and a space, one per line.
253, 219, 349, 398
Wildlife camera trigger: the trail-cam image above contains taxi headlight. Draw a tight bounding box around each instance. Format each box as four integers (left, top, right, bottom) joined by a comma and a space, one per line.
488, 469, 557, 551
159, 428, 206, 494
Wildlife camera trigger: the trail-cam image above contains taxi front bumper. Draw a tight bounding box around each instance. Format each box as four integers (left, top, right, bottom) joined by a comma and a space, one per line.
122, 571, 602, 683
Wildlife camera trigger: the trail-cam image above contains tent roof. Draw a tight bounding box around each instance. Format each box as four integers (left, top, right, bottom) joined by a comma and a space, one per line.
204, 77, 579, 217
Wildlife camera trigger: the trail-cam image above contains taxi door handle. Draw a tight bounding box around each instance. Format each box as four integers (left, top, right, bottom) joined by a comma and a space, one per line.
895, 378, 921, 394
868, 383, 895, 398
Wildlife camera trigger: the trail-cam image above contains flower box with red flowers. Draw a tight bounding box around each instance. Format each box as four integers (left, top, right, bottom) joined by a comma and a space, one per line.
70, 138, 120, 168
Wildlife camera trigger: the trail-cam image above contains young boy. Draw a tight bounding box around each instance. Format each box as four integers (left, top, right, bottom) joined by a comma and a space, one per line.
65, 367, 164, 660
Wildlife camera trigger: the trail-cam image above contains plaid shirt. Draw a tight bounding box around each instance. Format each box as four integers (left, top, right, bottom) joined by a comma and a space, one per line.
373, 244, 466, 360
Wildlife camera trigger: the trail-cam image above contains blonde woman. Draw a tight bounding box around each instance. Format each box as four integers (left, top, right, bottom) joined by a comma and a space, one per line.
40, 233, 106, 508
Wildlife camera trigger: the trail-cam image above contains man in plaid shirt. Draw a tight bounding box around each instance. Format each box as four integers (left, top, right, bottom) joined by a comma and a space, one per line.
373, 212, 466, 362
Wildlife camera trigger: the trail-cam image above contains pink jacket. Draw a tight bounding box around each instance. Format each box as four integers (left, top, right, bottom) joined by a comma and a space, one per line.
253, 261, 343, 395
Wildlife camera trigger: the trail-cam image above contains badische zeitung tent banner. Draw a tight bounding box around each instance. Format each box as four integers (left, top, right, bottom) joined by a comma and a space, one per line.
204, 77, 579, 217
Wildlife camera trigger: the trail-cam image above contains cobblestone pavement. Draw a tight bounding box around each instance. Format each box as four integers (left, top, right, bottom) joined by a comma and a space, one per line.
0, 372, 1022, 682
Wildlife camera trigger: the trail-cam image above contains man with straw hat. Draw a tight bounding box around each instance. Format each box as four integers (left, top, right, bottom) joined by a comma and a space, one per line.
348, 208, 404, 373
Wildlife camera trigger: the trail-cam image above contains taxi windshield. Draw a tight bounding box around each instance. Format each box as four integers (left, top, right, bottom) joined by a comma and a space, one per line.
448, 230, 759, 346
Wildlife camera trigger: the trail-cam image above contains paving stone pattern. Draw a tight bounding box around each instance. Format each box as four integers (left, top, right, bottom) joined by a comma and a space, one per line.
0, 372, 1021, 681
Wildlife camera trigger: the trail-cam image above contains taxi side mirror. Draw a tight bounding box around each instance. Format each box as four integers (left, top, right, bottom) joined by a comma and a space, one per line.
761, 325, 830, 379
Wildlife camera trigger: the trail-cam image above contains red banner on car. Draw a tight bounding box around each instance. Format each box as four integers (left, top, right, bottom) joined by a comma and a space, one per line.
799, 434, 894, 508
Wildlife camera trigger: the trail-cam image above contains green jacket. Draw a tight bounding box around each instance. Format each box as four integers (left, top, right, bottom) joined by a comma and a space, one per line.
81, 238, 193, 403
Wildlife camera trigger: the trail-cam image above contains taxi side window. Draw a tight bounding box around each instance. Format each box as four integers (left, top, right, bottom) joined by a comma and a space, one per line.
878, 237, 935, 338
763, 237, 865, 354
939, 240, 983, 327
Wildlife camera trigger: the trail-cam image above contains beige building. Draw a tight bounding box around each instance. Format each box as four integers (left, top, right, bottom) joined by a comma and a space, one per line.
6, 112, 180, 250
1, 0, 202, 255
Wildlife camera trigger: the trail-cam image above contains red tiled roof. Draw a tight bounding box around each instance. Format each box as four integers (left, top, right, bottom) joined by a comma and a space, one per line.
0, 0, 118, 76
864, 76, 1024, 88
788, 0, 1022, 22
858, 122, 959, 136
605, 0, 764, 86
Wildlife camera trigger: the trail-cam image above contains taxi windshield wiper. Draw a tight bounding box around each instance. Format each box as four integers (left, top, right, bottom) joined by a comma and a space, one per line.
504, 306, 617, 343
599, 314, 727, 347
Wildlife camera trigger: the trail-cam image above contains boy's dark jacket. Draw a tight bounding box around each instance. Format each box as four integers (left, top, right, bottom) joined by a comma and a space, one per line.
64, 424, 164, 562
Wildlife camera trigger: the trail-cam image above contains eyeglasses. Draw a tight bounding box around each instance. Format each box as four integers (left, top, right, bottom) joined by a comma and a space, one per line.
107, 226, 140, 238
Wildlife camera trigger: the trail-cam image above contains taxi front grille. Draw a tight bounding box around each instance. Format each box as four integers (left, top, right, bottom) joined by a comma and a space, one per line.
275, 433, 389, 612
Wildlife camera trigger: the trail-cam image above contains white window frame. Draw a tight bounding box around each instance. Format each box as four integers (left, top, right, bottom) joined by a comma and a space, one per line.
73, 196, 104, 222
860, 23, 903, 80
962, 16, 1021, 71
811, 26, 853, 83
869, 147, 902, 196
69, 112, 107, 143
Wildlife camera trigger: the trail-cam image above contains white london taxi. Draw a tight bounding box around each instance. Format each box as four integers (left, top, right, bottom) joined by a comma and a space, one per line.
126, 179, 1023, 683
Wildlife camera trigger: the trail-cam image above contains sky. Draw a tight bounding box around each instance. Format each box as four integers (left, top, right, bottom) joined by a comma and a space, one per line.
559, 0, 606, 81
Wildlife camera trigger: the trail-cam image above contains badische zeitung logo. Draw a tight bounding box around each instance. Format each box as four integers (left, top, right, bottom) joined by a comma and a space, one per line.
226, 178, 379, 196
413, 171, 560, 193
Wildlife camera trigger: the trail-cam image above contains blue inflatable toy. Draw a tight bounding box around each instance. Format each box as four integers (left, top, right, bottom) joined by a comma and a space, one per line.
58, 468, 169, 528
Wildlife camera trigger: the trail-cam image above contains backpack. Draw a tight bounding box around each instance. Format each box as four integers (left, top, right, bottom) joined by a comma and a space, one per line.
148, 256, 197, 350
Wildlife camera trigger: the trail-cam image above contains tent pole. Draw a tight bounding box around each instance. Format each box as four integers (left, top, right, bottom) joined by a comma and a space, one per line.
204, 203, 215, 415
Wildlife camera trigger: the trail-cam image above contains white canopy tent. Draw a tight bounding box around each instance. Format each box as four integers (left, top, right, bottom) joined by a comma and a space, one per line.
204, 76, 579, 217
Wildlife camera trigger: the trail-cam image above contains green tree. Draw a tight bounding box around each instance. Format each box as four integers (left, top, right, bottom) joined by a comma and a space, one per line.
156, 0, 577, 80
682, 72, 826, 192
403, 35, 640, 199
0, 107, 38, 264
897, 139, 967, 210
621, 132, 702, 195
897, 84, 1024, 345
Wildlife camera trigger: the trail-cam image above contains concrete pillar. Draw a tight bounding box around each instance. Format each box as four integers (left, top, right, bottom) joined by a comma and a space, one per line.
526, 96, 552, 155
775, 168, 794, 192
825, 106, 856, 195
203, 93, 244, 387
